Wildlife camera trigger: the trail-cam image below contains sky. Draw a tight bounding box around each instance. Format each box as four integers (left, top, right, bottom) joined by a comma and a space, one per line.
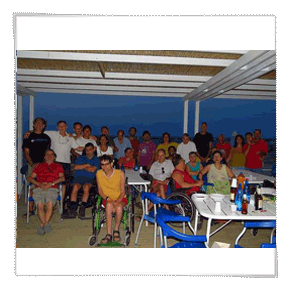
21, 92, 276, 139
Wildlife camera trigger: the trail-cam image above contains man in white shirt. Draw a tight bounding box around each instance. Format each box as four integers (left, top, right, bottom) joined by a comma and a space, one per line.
149, 149, 174, 209
177, 133, 198, 164
45, 121, 75, 202
72, 125, 98, 156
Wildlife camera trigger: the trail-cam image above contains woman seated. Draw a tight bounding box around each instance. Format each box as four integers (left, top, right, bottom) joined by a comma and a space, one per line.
186, 151, 203, 180
226, 134, 247, 169
118, 147, 135, 169
28, 149, 65, 235
149, 149, 174, 205
199, 150, 236, 194
168, 145, 177, 162
172, 154, 204, 195
97, 134, 114, 159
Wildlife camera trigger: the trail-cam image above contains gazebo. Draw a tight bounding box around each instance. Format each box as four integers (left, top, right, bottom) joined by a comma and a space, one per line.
16, 50, 276, 194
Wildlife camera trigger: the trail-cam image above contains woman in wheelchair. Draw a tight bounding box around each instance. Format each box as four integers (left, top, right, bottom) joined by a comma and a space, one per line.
28, 149, 65, 235
171, 154, 204, 194
96, 155, 127, 244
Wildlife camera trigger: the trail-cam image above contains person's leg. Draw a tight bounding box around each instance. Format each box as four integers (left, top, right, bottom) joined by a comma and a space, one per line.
70, 183, 81, 202
37, 202, 46, 226
101, 201, 114, 243
45, 201, 54, 224
82, 183, 91, 203
158, 184, 169, 210
113, 202, 124, 242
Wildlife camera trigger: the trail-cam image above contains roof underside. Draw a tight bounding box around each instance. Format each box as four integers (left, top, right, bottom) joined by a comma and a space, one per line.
16, 50, 276, 101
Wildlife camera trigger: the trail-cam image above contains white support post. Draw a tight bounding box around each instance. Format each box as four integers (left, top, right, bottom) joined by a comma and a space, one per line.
183, 100, 189, 134
194, 101, 200, 135
29, 95, 35, 130
17, 95, 23, 195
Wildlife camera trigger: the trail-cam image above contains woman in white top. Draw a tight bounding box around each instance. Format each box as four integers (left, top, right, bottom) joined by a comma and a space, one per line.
97, 134, 114, 159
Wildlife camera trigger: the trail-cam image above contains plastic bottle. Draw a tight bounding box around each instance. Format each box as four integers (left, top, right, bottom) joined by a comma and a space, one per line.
230, 178, 237, 203
244, 179, 250, 203
235, 183, 243, 211
241, 194, 248, 215
134, 164, 138, 171
237, 172, 245, 190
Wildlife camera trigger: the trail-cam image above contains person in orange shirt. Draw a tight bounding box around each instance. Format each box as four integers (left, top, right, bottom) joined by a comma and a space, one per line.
96, 155, 126, 244
118, 147, 135, 169
128, 127, 139, 159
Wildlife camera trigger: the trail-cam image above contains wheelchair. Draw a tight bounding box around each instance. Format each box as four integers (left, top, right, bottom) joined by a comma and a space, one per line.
88, 180, 132, 247
166, 178, 210, 230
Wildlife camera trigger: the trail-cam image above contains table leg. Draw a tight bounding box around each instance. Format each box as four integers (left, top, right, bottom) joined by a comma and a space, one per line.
145, 185, 148, 227
194, 208, 198, 235
206, 218, 212, 247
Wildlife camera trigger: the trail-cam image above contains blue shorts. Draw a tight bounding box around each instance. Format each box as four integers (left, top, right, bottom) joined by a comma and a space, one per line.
72, 176, 95, 186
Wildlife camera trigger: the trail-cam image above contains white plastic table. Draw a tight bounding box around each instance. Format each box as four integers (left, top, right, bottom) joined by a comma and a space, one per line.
125, 170, 151, 231
232, 169, 275, 184
192, 194, 276, 247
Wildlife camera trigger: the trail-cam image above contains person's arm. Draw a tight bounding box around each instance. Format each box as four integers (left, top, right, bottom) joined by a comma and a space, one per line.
137, 150, 141, 165
28, 172, 45, 189
172, 171, 203, 188
115, 171, 126, 205
186, 164, 197, 177
96, 174, 110, 202
198, 164, 210, 180
23, 147, 34, 166
226, 148, 233, 164
205, 141, 213, 161
226, 166, 236, 180
45, 172, 65, 189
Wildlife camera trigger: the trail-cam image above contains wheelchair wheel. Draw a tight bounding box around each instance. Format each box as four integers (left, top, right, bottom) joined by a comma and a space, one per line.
124, 227, 131, 247
88, 235, 97, 247
166, 192, 195, 225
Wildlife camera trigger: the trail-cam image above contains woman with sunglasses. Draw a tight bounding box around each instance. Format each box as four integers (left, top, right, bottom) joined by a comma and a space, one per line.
148, 149, 175, 209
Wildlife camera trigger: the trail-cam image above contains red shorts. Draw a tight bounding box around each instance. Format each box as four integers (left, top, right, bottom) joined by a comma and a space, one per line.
152, 180, 168, 193
102, 197, 128, 207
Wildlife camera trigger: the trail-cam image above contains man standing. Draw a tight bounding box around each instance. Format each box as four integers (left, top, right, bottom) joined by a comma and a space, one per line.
137, 130, 157, 172
193, 122, 213, 165
22, 117, 51, 216
113, 130, 132, 160
177, 133, 198, 164
128, 127, 139, 160
245, 129, 268, 171
68, 143, 100, 218
72, 122, 83, 139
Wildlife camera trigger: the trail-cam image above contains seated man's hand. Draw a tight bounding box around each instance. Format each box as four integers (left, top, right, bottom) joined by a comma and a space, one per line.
195, 180, 204, 187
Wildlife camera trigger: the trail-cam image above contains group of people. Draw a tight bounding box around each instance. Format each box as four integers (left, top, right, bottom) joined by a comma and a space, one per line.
22, 117, 270, 242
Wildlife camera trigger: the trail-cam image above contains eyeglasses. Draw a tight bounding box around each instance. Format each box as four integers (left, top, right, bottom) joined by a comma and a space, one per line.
101, 162, 110, 167
162, 167, 165, 174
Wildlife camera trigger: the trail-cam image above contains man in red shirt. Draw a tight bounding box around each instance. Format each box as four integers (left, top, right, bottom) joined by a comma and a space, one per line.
245, 129, 268, 170
215, 134, 231, 161
28, 149, 65, 235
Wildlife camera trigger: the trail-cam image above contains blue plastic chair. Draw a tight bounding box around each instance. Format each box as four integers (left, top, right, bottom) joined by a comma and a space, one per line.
156, 212, 207, 248
234, 220, 276, 248
134, 191, 196, 248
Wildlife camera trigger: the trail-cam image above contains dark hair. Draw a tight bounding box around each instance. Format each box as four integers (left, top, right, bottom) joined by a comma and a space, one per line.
100, 154, 113, 164
44, 149, 57, 160
129, 127, 137, 133
245, 132, 253, 138
254, 129, 262, 133
74, 122, 83, 128
211, 150, 223, 160
33, 117, 47, 131
202, 122, 208, 126
168, 145, 177, 153
124, 147, 133, 154
234, 134, 245, 148
83, 125, 92, 132
57, 120, 67, 126
117, 129, 124, 135
99, 134, 109, 143
189, 151, 197, 157
162, 132, 170, 139
101, 126, 109, 131
182, 133, 190, 138
85, 142, 94, 149
142, 130, 151, 136
172, 154, 183, 167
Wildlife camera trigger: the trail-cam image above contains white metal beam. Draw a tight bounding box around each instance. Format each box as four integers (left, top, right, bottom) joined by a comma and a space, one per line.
30, 88, 184, 98
194, 101, 200, 135
184, 50, 276, 102
18, 82, 192, 94
17, 51, 235, 67
17, 84, 37, 97
17, 95, 23, 195
214, 94, 276, 100
29, 96, 35, 131
17, 76, 203, 89
183, 100, 189, 134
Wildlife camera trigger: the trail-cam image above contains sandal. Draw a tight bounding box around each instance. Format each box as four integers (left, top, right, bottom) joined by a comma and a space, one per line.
100, 234, 112, 244
113, 230, 121, 242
